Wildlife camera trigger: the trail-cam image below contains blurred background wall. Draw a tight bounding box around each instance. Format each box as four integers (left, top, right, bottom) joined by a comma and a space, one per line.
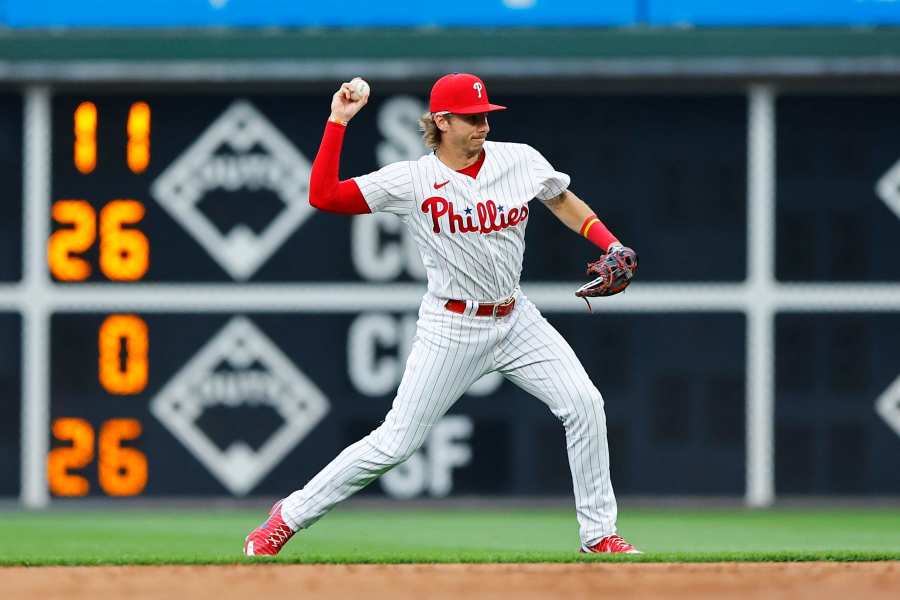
0, 0, 898, 509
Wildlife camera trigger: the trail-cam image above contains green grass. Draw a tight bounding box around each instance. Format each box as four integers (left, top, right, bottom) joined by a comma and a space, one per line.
1, 507, 898, 565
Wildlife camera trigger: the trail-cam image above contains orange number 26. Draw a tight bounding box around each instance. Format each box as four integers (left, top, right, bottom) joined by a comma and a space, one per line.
48, 199, 149, 282
48, 417, 147, 497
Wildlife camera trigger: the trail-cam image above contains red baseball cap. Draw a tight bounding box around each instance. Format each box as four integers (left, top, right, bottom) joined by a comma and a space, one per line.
429, 73, 507, 115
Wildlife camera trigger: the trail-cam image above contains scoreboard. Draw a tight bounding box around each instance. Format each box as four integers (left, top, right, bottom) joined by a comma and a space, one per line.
38, 91, 750, 500
47, 93, 751, 284
2, 86, 899, 505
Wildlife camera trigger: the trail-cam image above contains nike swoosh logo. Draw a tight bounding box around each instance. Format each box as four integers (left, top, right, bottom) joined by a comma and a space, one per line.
434, 180, 450, 190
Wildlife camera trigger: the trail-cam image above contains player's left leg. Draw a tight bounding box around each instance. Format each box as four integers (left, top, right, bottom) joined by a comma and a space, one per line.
494, 295, 621, 548
244, 296, 500, 556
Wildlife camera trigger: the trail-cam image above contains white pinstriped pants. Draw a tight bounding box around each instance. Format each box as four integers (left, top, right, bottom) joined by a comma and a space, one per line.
282, 292, 618, 545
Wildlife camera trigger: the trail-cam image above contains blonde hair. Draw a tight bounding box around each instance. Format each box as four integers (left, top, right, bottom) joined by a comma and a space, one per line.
419, 111, 444, 151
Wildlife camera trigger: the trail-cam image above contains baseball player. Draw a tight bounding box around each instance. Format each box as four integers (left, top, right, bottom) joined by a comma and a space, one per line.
244, 73, 640, 555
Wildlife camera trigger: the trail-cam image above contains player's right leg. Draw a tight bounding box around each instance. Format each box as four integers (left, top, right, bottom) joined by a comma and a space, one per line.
244, 297, 498, 555
494, 295, 633, 551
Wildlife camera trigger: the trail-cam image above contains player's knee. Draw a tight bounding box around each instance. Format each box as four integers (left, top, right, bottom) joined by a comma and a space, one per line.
370, 440, 419, 466
364, 426, 425, 465
564, 390, 608, 431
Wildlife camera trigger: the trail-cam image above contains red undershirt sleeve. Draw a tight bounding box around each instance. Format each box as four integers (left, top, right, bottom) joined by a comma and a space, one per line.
308, 121, 371, 215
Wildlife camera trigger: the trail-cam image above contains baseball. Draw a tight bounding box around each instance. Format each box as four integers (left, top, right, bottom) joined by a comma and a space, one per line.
349, 77, 370, 101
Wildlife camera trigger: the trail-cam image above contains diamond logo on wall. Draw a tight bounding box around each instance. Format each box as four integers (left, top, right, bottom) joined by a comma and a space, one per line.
149, 317, 329, 495
876, 158, 900, 221
151, 100, 313, 280
876, 374, 900, 440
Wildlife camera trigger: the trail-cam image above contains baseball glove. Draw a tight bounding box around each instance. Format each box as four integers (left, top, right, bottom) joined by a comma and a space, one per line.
575, 246, 638, 311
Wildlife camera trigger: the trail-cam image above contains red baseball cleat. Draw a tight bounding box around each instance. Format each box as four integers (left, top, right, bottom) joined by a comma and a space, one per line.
243, 500, 295, 556
580, 534, 642, 554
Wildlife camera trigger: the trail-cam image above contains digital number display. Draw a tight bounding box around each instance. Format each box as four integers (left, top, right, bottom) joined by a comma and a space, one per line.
98, 314, 149, 395
73, 100, 151, 176
48, 314, 150, 497
44, 92, 752, 499
48, 199, 149, 281
50, 95, 332, 283
19, 89, 899, 503
50, 94, 748, 284
48, 312, 746, 497
48, 417, 147, 497
73, 101, 97, 174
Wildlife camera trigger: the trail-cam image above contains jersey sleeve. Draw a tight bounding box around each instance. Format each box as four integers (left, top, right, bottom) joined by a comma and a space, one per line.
526, 145, 571, 201
353, 162, 415, 216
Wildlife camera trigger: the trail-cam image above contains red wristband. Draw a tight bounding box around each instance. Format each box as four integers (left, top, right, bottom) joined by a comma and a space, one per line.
580, 214, 619, 252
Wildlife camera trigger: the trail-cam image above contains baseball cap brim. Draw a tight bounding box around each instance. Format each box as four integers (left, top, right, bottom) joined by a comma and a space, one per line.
446, 103, 507, 115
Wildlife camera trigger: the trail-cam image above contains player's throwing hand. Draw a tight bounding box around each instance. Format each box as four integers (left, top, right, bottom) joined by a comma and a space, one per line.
330, 78, 370, 124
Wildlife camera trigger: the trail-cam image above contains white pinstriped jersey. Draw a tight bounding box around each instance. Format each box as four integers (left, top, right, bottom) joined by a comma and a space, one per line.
354, 141, 570, 302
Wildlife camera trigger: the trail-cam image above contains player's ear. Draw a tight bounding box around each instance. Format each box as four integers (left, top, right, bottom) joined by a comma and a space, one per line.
435, 114, 451, 133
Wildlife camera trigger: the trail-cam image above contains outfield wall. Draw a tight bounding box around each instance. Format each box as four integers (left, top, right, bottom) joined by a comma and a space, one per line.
0, 26, 898, 508
1, 80, 898, 508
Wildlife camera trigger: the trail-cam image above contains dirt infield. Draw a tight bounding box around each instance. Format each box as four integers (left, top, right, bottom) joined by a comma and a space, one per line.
5, 562, 899, 599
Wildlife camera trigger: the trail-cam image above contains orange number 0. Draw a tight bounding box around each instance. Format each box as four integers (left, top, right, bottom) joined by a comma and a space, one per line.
48, 418, 147, 497
48, 199, 149, 282
99, 314, 148, 395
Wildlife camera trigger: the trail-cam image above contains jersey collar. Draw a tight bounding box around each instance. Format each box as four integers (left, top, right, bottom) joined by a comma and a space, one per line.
456, 149, 486, 179
432, 146, 487, 181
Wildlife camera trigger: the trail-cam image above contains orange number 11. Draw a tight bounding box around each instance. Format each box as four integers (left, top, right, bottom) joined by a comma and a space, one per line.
74, 101, 151, 175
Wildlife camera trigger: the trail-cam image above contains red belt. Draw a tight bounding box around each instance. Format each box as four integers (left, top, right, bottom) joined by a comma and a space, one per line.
445, 297, 516, 318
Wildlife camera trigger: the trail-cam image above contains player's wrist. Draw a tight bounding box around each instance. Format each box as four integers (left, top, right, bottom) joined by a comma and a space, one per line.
328, 113, 349, 126
580, 214, 619, 252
